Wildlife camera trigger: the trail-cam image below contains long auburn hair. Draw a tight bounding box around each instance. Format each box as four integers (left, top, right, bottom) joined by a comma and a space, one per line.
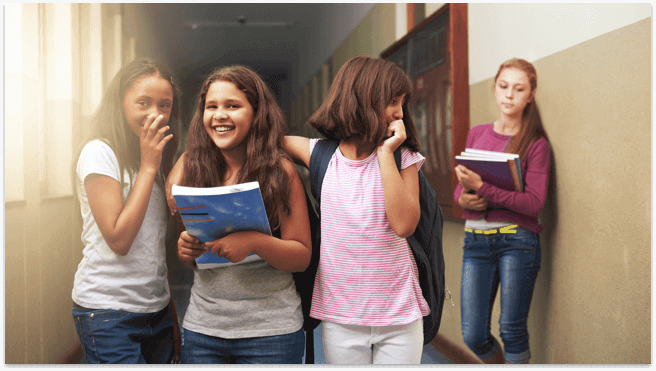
308, 56, 421, 152
182, 65, 290, 229
495, 58, 549, 160
73, 58, 179, 193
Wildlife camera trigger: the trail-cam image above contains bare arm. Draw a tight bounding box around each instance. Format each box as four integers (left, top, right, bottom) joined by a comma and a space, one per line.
378, 153, 421, 237
165, 152, 186, 215
377, 120, 420, 238
283, 136, 311, 168
86, 114, 173, 256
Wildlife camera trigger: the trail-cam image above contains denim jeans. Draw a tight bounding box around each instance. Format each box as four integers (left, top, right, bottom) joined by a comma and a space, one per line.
460, 227, 541, 364
72, 303, 174, 364
179, 327, 305, 364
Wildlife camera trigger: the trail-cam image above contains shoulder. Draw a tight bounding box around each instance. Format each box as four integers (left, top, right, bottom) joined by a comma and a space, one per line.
77, 140, 120, 181
525, 137, 551, 168
280, 155, 299, 177
400, 147, 425, 170
81, 139, 114, 156
469, 123, 494, 136
528, 137, 550, 156
465, 123, 494, 145
308, 137, 321, 154
78, 139, 118, 166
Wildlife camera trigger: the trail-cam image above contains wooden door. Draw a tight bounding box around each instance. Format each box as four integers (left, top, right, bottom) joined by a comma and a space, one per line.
382, 4, 469, 218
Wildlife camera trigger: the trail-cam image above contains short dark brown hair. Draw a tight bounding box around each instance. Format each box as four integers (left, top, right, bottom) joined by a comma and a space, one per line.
308, 56, 420, 152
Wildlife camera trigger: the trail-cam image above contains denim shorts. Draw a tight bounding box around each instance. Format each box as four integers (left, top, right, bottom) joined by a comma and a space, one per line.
72, 303, 174, 364
179, 327, 305, 364
460, 227, 541, 363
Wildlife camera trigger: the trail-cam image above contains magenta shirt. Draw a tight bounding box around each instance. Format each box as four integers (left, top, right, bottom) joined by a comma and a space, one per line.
309, 139, 430, 326
453, 123, 551, 234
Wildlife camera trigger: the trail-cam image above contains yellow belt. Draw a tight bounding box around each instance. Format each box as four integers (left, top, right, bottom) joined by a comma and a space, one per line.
464, 224, 518, 235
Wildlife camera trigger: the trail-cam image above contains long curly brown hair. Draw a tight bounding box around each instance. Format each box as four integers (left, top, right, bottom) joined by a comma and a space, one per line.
182, 65, 290, 229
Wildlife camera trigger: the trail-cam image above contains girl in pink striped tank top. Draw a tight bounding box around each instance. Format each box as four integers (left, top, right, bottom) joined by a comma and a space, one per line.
284, 56, 429, 364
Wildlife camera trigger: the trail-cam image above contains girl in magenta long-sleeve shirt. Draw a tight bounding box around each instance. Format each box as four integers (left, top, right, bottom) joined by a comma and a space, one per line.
454, 58, 550, 364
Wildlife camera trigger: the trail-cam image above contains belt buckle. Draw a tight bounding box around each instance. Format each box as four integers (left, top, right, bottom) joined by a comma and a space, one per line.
499, 225, 518, 234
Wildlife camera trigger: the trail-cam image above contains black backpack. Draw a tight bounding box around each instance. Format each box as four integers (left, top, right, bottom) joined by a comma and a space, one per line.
308, 139, 446, 345
291, 194, 321, 363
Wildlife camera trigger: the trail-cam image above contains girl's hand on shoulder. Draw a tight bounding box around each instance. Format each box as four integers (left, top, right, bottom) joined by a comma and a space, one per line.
207, 231, 259, 263
140, 114, 174, 173
378, 119, 406, 155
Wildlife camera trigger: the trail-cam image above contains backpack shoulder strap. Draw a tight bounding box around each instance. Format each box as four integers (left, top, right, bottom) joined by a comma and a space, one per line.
309, 139, 339, 203
393, 147, 402, 171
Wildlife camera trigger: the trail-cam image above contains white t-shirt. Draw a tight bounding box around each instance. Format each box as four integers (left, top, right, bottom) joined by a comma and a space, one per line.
72, 140, 170, 313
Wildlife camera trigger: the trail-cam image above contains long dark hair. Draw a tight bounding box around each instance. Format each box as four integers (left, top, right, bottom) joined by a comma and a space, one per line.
308, 56, 421, 152
182, 65, 290, 229
495, 58, 549, 160
74, 58, 179, 191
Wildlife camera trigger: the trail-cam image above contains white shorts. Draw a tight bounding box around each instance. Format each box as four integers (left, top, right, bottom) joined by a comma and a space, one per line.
321, 318, 424, 364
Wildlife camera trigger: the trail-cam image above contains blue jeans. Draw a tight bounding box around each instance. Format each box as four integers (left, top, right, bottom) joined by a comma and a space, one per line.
460, 227, 541, 364
72, 303, 174, 364
180, 327, 305, 364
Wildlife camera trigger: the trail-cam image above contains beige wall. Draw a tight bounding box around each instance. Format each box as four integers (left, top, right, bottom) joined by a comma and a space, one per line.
448, 17, 650, 364
331, 3, 397, 75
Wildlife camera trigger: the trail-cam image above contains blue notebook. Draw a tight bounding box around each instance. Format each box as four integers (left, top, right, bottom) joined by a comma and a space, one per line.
172, 182, 271, 269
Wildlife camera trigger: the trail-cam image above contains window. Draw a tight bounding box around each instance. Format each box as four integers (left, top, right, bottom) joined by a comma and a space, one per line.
5, 3, 134, 201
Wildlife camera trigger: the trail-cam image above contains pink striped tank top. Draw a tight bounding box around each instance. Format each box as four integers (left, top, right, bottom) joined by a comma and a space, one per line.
309, 139, 430, 326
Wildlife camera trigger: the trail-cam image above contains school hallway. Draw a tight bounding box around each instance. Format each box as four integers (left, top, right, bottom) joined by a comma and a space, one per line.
5, 4, 650, 365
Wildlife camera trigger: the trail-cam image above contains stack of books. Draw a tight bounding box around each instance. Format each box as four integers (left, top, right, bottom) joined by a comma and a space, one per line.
455, 148, 523, 192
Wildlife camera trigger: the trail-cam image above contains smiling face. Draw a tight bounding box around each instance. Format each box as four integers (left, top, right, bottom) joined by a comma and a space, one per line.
122, 73, 174, 136
203, 80, 254, 155
494, 67, 535, 119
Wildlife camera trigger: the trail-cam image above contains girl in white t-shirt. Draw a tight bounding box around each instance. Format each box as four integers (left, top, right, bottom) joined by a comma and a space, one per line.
72, 58, 180, 364
283, 56, 428, 364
